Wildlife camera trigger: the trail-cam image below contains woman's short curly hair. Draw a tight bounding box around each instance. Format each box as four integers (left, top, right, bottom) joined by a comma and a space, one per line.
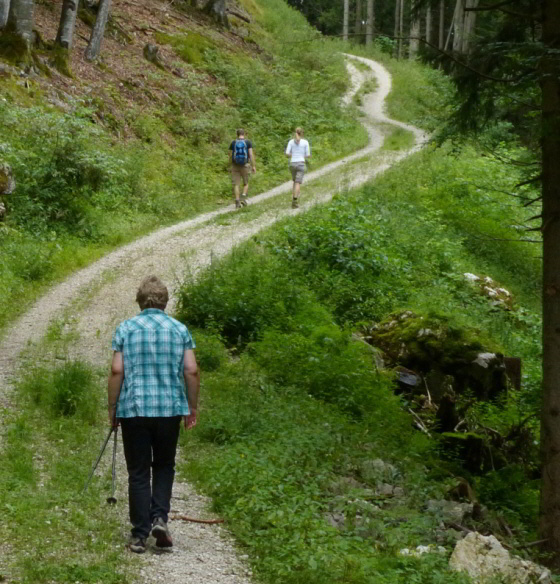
136, 275, 169, 310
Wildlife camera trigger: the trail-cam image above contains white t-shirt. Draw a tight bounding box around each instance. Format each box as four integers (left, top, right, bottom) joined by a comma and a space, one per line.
286, 138, 310, 163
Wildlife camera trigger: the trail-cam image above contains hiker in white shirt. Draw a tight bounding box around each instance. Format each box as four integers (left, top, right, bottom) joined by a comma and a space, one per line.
285, 127, 311, 209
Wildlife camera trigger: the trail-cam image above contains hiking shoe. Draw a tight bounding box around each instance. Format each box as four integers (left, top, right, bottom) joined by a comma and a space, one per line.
235, 199, 241, 209
240, 194, 248, 207
291, 198, 299, 209
129, 537, 146, 554
152, 517, 173, 548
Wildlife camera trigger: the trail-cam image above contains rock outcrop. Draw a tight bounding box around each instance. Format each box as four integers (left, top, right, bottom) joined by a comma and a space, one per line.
450, 532, 551, 584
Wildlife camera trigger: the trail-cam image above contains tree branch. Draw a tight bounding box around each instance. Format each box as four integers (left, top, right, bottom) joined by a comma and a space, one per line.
463, 0, 516, 11
523, 196, 543, 207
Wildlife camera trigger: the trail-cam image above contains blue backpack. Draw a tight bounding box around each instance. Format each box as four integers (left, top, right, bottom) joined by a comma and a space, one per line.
233, 139, 248, 165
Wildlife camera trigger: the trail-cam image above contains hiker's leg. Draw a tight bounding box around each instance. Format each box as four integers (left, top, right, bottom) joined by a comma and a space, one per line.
241, 166, 250, 198
232, 167, 241, 203
121, 417, 152, 539
292, 164, 304, 202
150, 416, 181, 523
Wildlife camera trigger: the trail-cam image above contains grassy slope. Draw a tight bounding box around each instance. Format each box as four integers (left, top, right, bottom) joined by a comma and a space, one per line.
173, 48, 544, 584
0, 0, 367, 334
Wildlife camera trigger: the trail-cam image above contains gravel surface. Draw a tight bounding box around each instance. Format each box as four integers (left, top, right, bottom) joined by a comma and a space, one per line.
0, 57, 427, 583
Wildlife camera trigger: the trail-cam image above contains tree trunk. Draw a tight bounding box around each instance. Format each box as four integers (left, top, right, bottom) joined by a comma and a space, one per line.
452, 0, 464, 53
409, 12, 420, 59
539, 0, 560, 566
343, 0, 349, 41
365, 0, 373, 46
461, 0, 478, 54
84, 0, 111, 61
0, 0, 10, 29
56, 0, 79, 49
393, 0, 400, 57
398, 0, 404, 59
6, 0, 33, 44
204, 0, 229, 28
354, 0, 361, 39
426, 2, 432, 44
438, 0, 444, 49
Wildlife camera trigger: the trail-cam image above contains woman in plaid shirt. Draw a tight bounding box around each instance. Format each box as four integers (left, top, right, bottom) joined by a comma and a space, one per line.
108, 275, 200, 554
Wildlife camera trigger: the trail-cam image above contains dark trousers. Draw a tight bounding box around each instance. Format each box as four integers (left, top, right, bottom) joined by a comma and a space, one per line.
120, 416, 182, 539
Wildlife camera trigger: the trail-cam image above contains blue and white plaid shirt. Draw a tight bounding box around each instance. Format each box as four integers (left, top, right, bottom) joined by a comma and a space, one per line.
112, 309, 196, 418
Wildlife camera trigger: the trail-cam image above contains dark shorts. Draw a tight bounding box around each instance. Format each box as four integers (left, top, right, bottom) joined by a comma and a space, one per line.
290, 162, 306, 183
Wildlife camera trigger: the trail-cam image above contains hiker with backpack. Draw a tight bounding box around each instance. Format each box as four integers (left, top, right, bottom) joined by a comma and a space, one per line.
285, 127, 311, 209
229, 129, 256, 209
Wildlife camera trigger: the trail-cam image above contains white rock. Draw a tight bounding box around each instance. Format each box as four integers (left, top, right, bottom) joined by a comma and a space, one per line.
473, 353, 497, 369
427, 500, 473, 524
450, 532, 551, 584
399, 544, 447, 557
464, 273, 480, 282
418, 328, 434, 337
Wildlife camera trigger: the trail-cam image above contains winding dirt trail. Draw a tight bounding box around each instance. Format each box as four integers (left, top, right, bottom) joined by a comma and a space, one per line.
0, 57, 428, 583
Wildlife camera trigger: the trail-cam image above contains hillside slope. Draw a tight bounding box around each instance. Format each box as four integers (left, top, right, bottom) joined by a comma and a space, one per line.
0, 0, 367, 331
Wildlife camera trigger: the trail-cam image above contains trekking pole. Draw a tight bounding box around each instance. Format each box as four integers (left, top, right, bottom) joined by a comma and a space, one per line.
82, 426, 114, 495
107, 426, 118, 505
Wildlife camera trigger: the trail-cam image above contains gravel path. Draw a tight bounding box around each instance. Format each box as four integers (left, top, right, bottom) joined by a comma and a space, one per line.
0, 57, 427, 583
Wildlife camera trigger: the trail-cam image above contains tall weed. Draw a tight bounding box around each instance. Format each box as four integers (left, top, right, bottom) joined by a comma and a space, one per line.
19, 360, 100, 423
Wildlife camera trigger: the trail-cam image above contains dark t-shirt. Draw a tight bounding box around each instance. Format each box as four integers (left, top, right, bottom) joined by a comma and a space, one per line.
229, 139, 253, 165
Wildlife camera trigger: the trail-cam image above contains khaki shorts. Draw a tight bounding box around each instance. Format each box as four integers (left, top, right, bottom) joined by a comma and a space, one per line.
290, 162, 306, 184
231, 164, 249, 186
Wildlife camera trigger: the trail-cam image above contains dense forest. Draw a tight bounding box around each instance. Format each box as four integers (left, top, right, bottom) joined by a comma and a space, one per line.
1, 0, 559, 582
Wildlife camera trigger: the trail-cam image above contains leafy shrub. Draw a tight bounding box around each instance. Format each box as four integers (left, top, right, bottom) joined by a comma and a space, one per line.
19, 361, 99, 422
190, 328, 228, 372
3, 237, 55, 282
176, 244, 331, 346
250, 326, 392, 418
1, 103, 131, 238
476, 465, 539, 526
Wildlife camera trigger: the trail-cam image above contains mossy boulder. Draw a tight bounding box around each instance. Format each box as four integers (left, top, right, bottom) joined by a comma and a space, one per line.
366, 312, 486, 371
364, 312, 507, 402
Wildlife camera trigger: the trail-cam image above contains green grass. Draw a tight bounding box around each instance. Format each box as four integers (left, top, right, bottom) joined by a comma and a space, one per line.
155, 31, 217, 65
382, 126, 415, 150
0, 361, 134, 584
181, 355, 470, 584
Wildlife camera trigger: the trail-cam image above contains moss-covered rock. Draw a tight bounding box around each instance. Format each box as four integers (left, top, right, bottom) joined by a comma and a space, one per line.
364, 312, 507, 402
0, 32, 30, 64
366, 312, 487, 371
